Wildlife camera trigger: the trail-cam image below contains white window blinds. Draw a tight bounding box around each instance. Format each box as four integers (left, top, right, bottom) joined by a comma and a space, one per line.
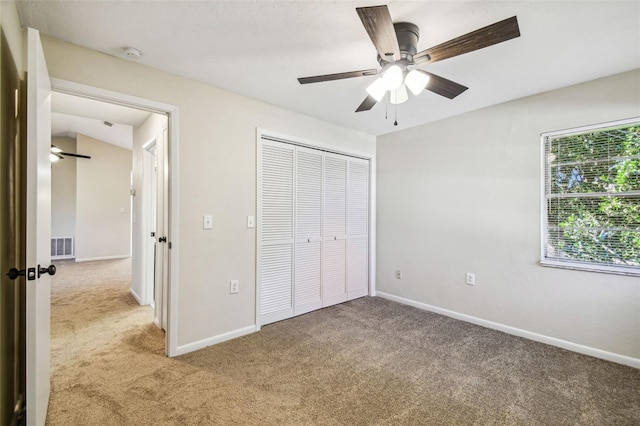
542, 119, 640, 276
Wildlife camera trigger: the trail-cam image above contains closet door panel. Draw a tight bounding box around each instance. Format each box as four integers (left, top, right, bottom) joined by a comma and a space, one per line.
347, 236, 368, 299
322, 238, 347, 307
294, 148, 323, 315
347, 158, 369, 300
260, 244, 293, 321
259, 141, 294, 325
323, 155, 347, 238
295, 240, 322, 315
323, 154, 347, 307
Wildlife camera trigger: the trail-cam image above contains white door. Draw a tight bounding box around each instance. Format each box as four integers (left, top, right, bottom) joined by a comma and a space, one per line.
294, 147, 323, 315
258, 140, 295, 325
142, 140, 157, 306
26, 27, 52, 426
154, 128, 168, 330
347, 158, 369, 300
322, 153, 347, 307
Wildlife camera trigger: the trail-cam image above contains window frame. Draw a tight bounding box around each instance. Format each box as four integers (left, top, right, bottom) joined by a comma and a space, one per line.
540, 117, 640, 277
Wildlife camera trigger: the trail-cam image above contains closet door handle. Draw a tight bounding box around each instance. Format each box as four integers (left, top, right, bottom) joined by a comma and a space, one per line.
307, 238, 311, 243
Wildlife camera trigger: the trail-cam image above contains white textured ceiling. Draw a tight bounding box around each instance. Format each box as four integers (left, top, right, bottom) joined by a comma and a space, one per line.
17, 1, 640, 136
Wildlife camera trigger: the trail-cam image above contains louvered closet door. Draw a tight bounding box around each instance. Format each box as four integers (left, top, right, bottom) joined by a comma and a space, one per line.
322, 153, 347, 307
294, 147, 323, 315
347, 158, 369, 300
259, 140, 295, 325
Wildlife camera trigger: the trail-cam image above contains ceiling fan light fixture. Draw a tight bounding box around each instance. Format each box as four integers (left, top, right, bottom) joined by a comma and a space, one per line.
366, 78, 387, 102
50, 153, 63, 163
389, 84, 408, 105
50, 145, 63, 153
382, 65, 403, 91
405, 69, 431, 96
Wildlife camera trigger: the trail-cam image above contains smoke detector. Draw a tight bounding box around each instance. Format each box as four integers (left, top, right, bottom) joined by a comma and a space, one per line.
122, 47, 142, 60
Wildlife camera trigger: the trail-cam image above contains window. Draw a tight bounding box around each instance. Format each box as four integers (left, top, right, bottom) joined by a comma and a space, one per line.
541, 118, 640, 276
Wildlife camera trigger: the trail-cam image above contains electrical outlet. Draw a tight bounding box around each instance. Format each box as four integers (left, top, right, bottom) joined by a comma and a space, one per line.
230, 279, 239, 294
203, 215, 213, 230
395, 270, 402, 279
466, 272, 476, 286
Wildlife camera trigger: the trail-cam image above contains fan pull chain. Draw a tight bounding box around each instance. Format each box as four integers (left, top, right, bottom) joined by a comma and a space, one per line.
385, 92, 389, 120
394, 105, 398, 126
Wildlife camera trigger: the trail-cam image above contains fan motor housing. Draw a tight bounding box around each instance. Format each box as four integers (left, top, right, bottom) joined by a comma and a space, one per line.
378, 22, 419, 66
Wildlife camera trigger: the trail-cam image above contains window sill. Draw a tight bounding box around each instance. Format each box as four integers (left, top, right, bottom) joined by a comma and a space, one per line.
540, 260, 640, 278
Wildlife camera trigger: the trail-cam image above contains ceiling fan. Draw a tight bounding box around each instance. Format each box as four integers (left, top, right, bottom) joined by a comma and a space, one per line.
298, 5, 521, 113
50, 145, 91, 162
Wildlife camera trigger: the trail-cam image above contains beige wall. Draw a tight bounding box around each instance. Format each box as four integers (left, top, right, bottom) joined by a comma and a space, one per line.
75, 134, 132, 261
50, 136, 76, 240
377, 69, 640, 360
40, 35, 376, 349
0, 1, 22, 74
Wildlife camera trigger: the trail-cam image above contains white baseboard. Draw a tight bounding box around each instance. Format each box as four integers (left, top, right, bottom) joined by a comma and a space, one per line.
376, 291, 640, 369
75, 255, 131, 262
129, 288, 143, 305
174, 325, 258, 356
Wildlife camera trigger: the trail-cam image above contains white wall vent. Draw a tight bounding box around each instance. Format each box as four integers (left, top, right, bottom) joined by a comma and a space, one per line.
51, 237, 74, 259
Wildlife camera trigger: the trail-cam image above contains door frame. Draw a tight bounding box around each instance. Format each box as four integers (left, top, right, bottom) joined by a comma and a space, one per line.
50, 78, 180, 357
255, 128, 376, 329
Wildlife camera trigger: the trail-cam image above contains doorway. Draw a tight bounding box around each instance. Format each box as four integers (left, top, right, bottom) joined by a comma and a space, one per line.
49, 78, 177, 355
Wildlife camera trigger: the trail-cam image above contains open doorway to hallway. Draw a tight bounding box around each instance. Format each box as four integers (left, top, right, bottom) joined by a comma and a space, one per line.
49, 90, 169, 352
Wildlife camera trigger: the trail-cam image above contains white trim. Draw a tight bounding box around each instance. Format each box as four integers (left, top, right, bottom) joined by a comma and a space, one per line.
75, 255, 130, 262
255, 128, 377, 328
129, 288, 144, 305
540, 133, 547, 267
542, 116, 640, 139
258, 128, 374, 160
369, 157, 377, 297
255, 134, 263, 328
51, 78, 180, 358
50, 78, 173, 115
174, 325, 258, 356
540, 259, 640, 277
376, 291, 640, 369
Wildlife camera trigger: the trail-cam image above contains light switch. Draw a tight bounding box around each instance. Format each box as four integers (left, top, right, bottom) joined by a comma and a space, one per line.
203, 215, 213, 230
247, 216, 255, 228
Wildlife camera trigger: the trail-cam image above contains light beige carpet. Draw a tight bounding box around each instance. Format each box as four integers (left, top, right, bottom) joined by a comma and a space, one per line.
47, 258, 640, 425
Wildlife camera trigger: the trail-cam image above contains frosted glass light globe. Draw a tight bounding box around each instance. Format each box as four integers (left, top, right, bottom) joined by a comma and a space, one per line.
382, 65, 403, 91
390, 84, 408, 105
366, 78, 387, 102
405, 69, 431, 95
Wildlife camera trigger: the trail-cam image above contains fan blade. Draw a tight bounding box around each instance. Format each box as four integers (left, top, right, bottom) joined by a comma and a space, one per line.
298, 69, 378, 85
422, 71, 468, 99
414, 16, 520, 65
355, 95, 378, 112
60, 152, 91, 159
356, 5, 400, 62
